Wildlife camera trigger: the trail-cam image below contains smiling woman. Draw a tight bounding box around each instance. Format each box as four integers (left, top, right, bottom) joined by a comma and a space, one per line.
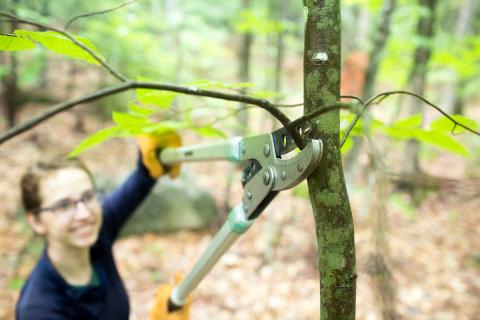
29, 167, 103, 266
15, 132, 182, 320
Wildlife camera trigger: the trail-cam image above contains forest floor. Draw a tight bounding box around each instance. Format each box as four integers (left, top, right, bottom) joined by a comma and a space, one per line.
0, 104, 479, 320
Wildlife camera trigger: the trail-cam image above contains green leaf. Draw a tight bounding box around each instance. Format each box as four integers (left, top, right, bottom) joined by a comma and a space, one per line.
128, 103, 156, 116
0, 34, 36, 51
380, 114, 422, 140
414, 130, 470, 156
380, 126, 416, 139
68, 127, 125, 157
136, 76, 176, 108
430, 115, 479, 134
14, 30, 102, 65
392, 113, 422, 128
184, 79, 221, 88
184, 79, 255, 90
340, 114, 385, 137
228, 82, 255, 89
251, 90, 284, 99
140, 121, 188, 134
136, 89, 176, 108
112, 112, 150, 127
192, 126, 227, 138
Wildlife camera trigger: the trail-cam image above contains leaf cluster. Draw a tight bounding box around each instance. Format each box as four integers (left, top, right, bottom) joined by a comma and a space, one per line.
340, 112, 478, 157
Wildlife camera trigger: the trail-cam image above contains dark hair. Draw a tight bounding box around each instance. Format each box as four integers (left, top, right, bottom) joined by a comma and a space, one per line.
21, 156, 94, 215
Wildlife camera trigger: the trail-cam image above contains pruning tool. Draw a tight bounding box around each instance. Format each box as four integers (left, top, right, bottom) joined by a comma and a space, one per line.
157, 123, 323, 314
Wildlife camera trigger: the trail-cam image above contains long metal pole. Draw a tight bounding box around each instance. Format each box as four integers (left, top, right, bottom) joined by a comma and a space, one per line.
168, 204, 253, 310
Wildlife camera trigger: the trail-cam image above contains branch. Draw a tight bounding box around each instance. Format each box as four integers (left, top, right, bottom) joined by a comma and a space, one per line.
65, 0, 139, 30
197, 105, 253, 128
0, 11, 127, 82
282, 90, 479, 148
0, 81, 303, 147
339, 90, 480, 147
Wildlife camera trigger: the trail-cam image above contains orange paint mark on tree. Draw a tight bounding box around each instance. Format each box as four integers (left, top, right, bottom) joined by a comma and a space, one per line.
341, 52, 369, 97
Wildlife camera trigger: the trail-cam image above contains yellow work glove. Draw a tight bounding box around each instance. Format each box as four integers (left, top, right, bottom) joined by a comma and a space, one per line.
149, 273, 191, 320
136, 132, 182, 179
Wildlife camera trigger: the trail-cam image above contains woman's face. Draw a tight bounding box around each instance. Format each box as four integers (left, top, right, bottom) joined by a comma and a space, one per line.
28, 168, 102, 249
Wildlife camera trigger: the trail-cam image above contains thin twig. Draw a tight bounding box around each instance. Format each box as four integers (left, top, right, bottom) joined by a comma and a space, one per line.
272, 95, 361, 108
273, 102, 304, 108
197, 106, 251, 128
0, 81, 303, 147
65, 0, 139, 30
340, 95, 365, 105
0, 11, 127, 82
286, 102, 356, 132
161, 104, 253, 128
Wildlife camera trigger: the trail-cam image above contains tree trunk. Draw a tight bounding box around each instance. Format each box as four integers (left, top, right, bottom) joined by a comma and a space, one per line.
267, 0, 286, 130
304, 1, 356, 319
237, 0, 253, 135
37, 0, 50, 90
2, 0, 19, 128
224, 0, 254, 214
403, 0, 438, 176
271, 0, 286, 99
440, 0, 477, 114
344, 0, 397, 184
365, 139, 398, 320
362, 0, 397, 100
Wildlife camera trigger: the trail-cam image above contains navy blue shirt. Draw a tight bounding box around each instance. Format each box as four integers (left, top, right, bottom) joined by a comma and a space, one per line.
16, 161, 156, 320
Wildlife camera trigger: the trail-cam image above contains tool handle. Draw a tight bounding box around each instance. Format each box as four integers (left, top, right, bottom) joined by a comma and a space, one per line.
159, 137, 243, 165
168, 204, 253, 310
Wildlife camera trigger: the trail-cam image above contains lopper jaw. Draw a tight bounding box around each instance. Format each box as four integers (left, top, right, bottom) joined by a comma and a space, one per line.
239, 124, 323, 220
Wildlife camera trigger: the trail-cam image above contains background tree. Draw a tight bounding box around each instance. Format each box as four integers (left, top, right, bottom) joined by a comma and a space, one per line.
403, 0, 438, 177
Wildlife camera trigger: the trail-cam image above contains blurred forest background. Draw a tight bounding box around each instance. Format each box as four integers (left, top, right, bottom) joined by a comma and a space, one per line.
0, 0, 479, 319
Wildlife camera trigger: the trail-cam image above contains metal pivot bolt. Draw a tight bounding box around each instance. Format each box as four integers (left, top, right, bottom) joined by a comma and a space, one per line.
281, 171, 286, 180
263, 144, 270, 157
263, 171, 271, 185
297, 163, 303, 172
246, 191, 252, 200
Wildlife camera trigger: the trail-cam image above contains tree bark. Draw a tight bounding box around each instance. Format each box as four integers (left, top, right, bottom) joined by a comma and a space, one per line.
304, 1, 356, 319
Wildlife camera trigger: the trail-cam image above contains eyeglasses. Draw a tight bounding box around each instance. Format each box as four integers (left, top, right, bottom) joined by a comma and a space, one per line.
35, 190, 99, 216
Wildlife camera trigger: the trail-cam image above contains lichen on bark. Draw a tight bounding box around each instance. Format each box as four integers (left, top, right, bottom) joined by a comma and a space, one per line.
303, 0, 357, 319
